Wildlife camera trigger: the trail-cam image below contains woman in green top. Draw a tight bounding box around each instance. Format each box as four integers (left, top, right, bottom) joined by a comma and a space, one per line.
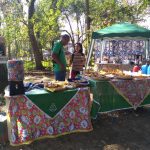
52, 34, 70, 81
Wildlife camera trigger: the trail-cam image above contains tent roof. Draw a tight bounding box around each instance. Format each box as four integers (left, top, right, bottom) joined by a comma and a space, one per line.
92, 23, 150, 39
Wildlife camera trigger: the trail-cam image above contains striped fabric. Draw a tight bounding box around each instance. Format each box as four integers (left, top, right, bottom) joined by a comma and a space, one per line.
72, 53, 85, 71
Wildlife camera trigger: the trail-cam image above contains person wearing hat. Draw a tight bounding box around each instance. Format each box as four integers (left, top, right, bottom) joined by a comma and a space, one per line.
52, 34, 70, 81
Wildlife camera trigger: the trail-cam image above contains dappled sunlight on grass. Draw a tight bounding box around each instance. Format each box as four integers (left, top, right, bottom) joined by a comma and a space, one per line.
103, 144, 126, 150
24, 60, 53, 71
24, 75, 54, 83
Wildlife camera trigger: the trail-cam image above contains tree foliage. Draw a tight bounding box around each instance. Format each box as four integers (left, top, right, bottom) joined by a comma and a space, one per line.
0, 0, 149, 69
0, 0, 61, 69
34, 0, 61, 48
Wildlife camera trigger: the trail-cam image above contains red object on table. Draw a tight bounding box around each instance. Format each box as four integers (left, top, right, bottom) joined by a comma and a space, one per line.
132, 65, 140, 72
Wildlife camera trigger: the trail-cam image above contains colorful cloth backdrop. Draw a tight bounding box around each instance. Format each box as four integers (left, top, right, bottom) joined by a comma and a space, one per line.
95, 40, 145, 61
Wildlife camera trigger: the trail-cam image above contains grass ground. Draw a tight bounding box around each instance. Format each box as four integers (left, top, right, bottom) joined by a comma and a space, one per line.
1, 108, 150, 150
24, 61, 53, 72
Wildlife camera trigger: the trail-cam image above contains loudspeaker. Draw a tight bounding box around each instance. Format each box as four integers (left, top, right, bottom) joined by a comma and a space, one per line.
9, 81, 25, 96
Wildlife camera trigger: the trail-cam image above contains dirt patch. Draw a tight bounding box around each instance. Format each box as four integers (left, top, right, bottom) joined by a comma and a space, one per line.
2, 108, 150, 150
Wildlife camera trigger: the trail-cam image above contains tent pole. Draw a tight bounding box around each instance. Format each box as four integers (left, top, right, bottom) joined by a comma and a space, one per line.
86, 39, 95, 69
146, 40, 149, 59
145, 39, 150, 59
101, 40, 104, 62
148, 39, 150, 59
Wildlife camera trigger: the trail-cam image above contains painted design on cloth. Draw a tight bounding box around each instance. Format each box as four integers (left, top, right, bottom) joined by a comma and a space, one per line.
7, 60, 24, 81
49, 103, 57, 112
109, 79, 150, 109
25, 89, 81, 119
7, 88, 93, 146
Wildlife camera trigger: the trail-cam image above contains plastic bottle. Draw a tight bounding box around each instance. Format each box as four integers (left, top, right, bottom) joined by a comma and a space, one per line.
141, 64, 148, 74
147, 65, 150, 75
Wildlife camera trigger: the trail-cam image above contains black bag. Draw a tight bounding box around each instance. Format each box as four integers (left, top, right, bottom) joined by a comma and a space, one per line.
9, 81, 25, 96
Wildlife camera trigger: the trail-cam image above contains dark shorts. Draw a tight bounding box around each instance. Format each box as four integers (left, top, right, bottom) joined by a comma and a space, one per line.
54, 71, 66, 81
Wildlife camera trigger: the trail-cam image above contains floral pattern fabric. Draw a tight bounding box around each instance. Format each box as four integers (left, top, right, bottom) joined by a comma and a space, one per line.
109, 79, 150, 109
6, 88, 93, 146
7, 60, 24, 81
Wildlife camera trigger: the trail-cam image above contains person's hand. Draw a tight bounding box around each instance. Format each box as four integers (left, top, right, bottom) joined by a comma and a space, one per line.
60, 64, 66, 71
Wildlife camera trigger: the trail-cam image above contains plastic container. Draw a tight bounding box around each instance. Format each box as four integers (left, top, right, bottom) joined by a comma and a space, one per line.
132, 65, 140, 72
147, 65, 150, 75
141, 64, 148, 74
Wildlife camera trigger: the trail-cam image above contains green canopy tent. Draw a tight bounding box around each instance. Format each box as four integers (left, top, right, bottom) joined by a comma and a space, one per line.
86, 22, 150, 67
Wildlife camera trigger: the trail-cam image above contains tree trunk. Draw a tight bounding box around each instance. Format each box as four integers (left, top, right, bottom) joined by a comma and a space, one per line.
76, 14, 80, 42
64, 13, 75, 47
28, 0, 44, 70
85, 0, 90, 32
8, 44, 11, 59
36, 32, 44, 61
85, 0, 90, 50
15, 39, 19, 59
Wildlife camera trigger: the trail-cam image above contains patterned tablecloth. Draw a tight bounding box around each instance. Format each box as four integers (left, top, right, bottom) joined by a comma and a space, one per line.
89, 78, 150, 118
5, 88, 93, 146
109, 79, 150, 109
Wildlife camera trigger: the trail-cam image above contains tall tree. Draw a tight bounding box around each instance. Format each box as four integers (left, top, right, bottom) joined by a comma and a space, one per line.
0, 0, 61, 69
85, 0, 90, 44
28, 0, 44, 69
60, 0, 87, 46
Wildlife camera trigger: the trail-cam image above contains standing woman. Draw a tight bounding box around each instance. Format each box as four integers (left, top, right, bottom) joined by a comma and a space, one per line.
70, 43, 85, 79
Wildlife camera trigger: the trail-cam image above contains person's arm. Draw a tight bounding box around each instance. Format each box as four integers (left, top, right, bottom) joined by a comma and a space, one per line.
52, 53, 65, 70
52, 42, 65, 70
69, 54, 74, 66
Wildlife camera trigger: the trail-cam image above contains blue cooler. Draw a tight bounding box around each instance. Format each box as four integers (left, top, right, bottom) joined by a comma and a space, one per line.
141, 65, 148, 74
147, 65, 150, 75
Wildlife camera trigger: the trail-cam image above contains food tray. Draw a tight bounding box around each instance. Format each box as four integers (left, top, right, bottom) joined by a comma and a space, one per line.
45, 87, 67, 92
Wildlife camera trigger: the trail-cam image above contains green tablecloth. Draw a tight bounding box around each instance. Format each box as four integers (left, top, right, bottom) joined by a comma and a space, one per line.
89, 79, 150, 118
26, 89, 77, 118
